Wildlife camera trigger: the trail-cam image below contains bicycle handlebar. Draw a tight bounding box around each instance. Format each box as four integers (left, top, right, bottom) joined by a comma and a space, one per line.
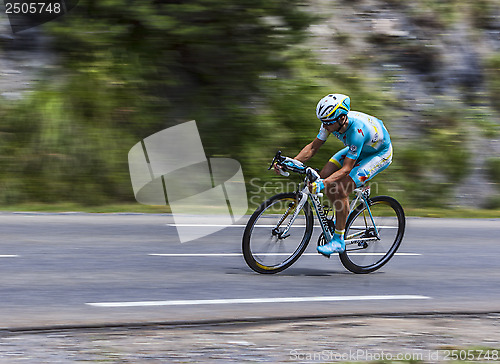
269, 151, 320, 181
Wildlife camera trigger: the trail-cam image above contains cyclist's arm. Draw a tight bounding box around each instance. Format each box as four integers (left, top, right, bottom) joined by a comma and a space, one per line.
294, 138, 324, 163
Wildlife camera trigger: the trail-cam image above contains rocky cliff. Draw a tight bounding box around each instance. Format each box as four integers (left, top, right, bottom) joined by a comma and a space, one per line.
307, 0, 500, 208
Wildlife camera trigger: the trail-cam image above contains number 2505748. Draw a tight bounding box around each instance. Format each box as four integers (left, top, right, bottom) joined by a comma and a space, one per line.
443, 350, 499, 361
5, 2, 62, 14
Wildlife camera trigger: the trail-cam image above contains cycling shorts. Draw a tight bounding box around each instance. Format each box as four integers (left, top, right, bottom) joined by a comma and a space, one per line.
329, 144, 393, 187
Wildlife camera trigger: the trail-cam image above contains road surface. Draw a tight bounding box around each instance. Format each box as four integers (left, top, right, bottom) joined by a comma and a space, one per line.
0, 212, 499, 329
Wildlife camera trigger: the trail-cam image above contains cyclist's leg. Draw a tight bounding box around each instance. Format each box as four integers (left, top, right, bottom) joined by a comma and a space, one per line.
319, 161, 338, 179
324, 175, 356, 231
350, 144, 393, 187
318, 174, 356, 254
320, 147, 349, 179
322, 147, 353, 228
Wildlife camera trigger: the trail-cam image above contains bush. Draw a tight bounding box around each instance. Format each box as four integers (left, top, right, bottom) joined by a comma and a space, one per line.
486, 157, 500, 183
486, 53, 500, 112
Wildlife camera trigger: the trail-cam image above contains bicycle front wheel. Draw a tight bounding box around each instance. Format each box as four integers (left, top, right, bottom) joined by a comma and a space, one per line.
340, 195, 405, 274
242, 192, 313, 274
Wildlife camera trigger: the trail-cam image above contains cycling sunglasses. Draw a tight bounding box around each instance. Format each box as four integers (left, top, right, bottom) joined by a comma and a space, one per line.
321, 116, 341, 125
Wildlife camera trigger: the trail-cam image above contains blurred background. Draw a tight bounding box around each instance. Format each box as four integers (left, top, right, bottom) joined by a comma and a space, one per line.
0, 0, 499, 213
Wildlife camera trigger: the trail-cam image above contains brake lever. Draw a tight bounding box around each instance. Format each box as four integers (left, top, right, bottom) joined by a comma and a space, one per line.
268, 150, 282, 170
306, 167, 320, 183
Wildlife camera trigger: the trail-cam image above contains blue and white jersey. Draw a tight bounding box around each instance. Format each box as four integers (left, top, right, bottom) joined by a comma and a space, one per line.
316, 111, 391, 160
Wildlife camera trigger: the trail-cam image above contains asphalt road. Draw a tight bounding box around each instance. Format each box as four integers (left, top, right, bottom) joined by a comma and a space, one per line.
1, 212, 499, 329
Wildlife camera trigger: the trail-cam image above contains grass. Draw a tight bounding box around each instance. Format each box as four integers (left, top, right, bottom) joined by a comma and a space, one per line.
0, 203, 170, 214
405, 207, 500, 218
0, 203, 499, 218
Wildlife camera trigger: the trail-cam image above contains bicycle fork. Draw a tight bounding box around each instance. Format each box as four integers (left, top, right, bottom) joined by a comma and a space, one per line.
277, 188, 309, 238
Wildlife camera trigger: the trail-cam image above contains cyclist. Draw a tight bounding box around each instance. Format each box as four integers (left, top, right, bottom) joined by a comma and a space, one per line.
275, 94, 393, 256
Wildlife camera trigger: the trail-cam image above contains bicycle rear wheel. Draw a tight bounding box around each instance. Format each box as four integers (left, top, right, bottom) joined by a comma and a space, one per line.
340, 195, 405, 274
242, 192, 313, 274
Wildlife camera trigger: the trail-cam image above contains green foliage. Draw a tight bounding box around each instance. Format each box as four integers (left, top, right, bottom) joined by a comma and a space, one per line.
486, 157, 500, 183
0, 78, 138, 205
1, 0, 315, 206
483, 194, 500, 209
465, 107, 500, 138
428, 128, 469, 181
48, 0, 313, 117
425, 106, 471, 180
469, 0, 499, 29
378, 103, 472, 208
333, 31, 351, 46
48, 0, 315, 166
482, 162, 500, 206
486, 53, 500, 113
387, 144, 454, 208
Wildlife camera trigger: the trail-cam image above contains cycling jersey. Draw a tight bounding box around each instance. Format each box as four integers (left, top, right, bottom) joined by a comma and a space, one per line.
316, 111, 393, 187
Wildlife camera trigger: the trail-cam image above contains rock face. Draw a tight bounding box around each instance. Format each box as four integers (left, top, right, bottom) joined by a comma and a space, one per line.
0, 17, 55, 100
307, 0, 500, 208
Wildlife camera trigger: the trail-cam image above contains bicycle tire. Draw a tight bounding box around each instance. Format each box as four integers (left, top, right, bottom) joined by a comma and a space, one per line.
340, 195, 405, 274
242, 192, 314, 274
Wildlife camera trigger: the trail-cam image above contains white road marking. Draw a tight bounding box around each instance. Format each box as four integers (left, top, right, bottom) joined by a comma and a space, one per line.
149, 253, 421, 257
0, 255, 19, 258
168, 224, 288, 227
87, 295, 431, 308
168, 224, 398, 229
339, 253, 421, 256
150, 253, 242, 257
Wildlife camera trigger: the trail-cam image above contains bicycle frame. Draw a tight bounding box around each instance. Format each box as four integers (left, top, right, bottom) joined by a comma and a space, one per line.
269, 151, 381, 247
281, 174, 380, 248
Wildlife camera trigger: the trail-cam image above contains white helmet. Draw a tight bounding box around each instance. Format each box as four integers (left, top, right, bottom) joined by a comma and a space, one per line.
316, 94, 350, 123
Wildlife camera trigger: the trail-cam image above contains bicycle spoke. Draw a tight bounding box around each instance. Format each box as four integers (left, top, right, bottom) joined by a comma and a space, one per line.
256, 235, 277, 256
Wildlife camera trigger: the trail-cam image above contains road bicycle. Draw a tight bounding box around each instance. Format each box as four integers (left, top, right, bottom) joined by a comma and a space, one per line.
242, 151, 405, 274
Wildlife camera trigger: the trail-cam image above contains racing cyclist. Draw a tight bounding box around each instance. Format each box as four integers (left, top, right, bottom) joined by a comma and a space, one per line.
275, 94, 393, 256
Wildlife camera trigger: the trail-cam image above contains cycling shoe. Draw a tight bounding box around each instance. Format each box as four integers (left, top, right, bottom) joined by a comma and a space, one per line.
317, 236, 345, 256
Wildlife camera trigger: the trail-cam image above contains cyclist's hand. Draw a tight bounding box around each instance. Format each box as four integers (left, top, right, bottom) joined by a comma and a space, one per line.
282, 159, 305, 173
308, 179, 325, 194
